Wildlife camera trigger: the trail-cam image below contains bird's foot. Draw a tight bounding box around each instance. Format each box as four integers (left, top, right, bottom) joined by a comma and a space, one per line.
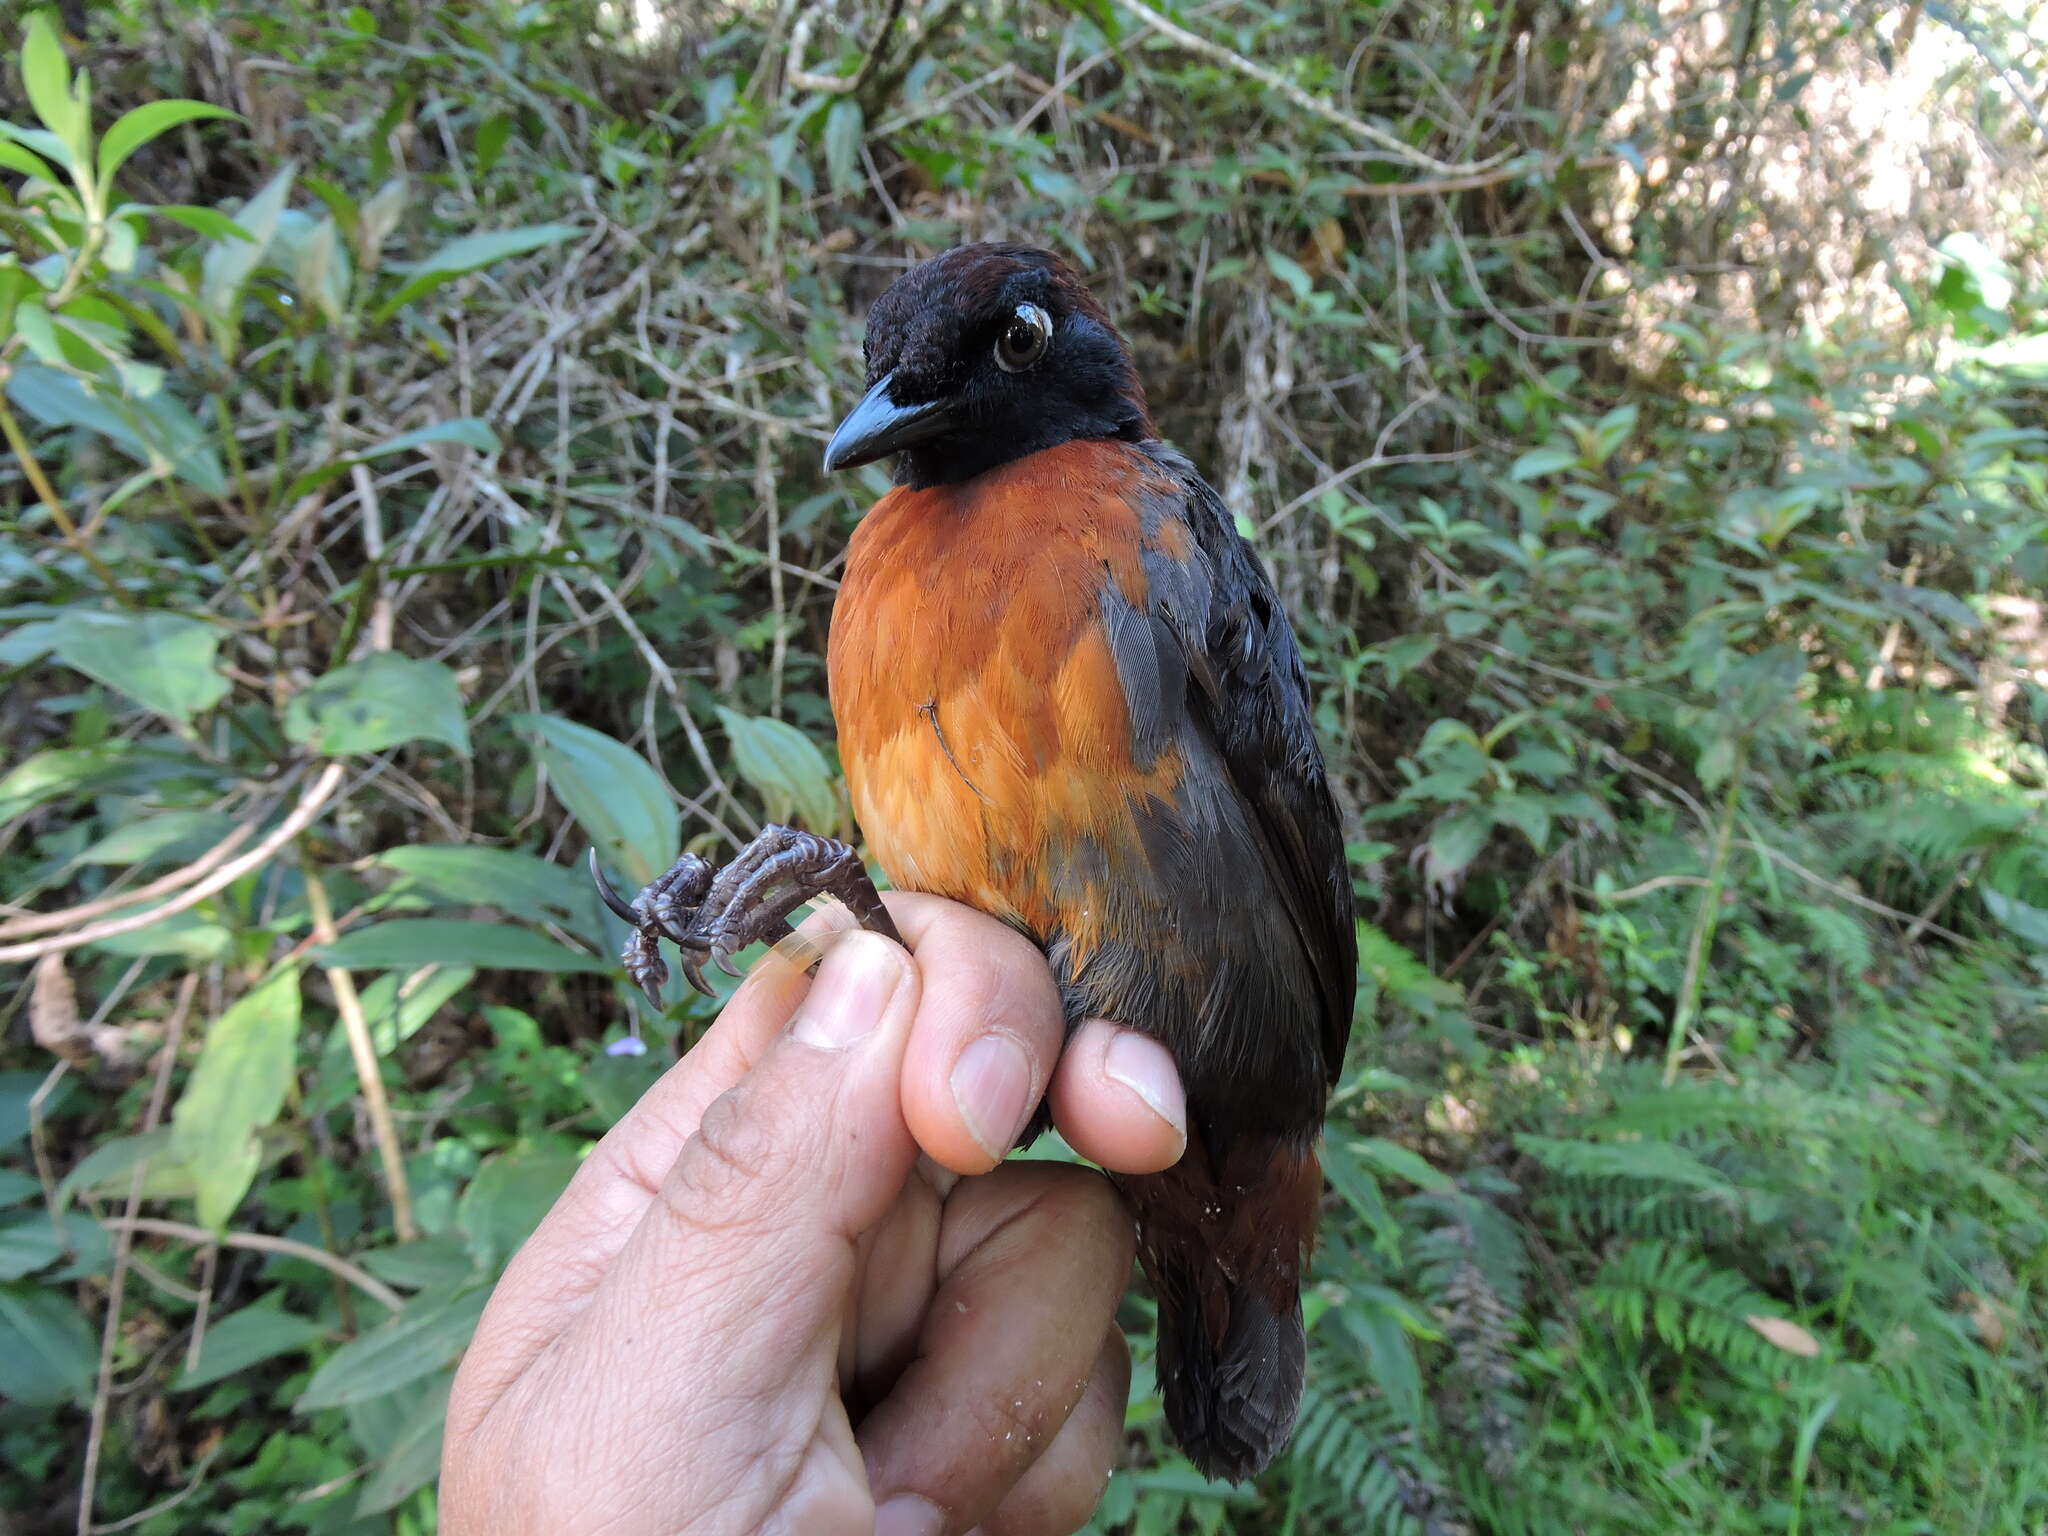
591, 825, 901, 1007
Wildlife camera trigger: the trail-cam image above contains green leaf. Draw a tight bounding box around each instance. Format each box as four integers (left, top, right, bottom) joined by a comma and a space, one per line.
1590, 403, 1638, 460
151, 203, 255, 241
290, 213, 351, 325
20, 12, 84, 163
822, 97, 864, 193
0, 1283, 95, 1406
1350, 1137, 1453, 1191
1509, 446, 1580, 480
296, 1283, 489, 1411
359, 1234, 474, 1292
1423, 807, 1490, 886
1265, 249, 1312, 301
284, 652, 470, 757
77, 810, 238, 868
1318, 1135, 1402, 1257
1336, 1289, 1425, 1430
716, 708, 839, 833
6, 363, 227, 493
340, 965, 475, 1057
512, 713, 678, 889
0, 618, 57, 666
458, 1143, 581, 1269
175, 1293, 329, 1390
582, 1048, 662, 1127
0, 118, 72, 174
86, 905, 231, 961
374, 845, 592, 932
0, 1210, 107, 1280
357, 1371, 454, 1513
360, 417, 500, 458
372, 222, 579, 323
0, 1170, 39, 1206
313, 920, 606, 974
55, 1128, 197, 1209
45, 610, 229, 723
1697, 736, 1737, 789
0, 136, 58, 182
200, 162, 295, 359
97, 100, 239, 185
0, 1071, 60, 1148
169, 967, 302, 1231
1982, 888, 2048, 948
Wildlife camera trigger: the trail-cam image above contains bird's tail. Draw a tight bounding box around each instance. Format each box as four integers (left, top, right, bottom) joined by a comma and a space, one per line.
1118, 1138, 1324, 1482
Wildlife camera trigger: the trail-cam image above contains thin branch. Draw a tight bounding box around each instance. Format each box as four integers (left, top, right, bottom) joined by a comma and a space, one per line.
101, 1217, 404, 1312
79, 975, 198, 1536
305, 872, 419, 1242
0, 763, 348, 964
1113, 0, 1504, 176
0, 820, 259, 942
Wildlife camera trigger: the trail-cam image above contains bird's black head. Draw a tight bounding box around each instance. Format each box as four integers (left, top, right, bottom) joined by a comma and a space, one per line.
823, 243, 1155, 488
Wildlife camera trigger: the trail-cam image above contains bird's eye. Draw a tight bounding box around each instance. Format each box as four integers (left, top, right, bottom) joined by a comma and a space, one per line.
994, 303, 1052, 372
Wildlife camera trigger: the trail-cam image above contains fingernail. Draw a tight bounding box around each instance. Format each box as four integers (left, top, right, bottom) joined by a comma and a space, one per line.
873, 1494, 945, 1536
790, 933, 903, 1050
951, 1031, 1035, 1161
1104, 1028, 1187, 1145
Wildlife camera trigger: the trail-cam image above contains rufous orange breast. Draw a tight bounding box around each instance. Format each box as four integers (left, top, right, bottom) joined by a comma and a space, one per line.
828, 439, 1187, 958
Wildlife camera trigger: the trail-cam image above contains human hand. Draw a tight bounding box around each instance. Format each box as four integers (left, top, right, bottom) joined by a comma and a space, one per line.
440, 893, 1189, 1536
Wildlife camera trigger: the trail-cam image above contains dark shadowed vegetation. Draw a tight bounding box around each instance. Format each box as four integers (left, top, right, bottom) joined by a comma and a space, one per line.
2, 0, 2046, 1530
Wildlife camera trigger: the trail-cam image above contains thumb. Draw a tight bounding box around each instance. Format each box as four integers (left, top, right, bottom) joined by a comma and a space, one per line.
591, 931, 923, 1351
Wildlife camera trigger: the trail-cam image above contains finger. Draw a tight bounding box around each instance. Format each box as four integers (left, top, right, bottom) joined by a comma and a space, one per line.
447, 937, 825, 1425
887, 896, 1070, 1175
861, 1163, 1136, 1533
1047, 1020, 1187, 1175
454, 931, 917, 1436
454, 889, 1060, 1414
586, 931, 922, 1361
976, 1331, 1130, 1536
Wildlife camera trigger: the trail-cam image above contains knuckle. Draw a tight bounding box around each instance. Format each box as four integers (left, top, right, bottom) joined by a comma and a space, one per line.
664, 1086, 794, 1226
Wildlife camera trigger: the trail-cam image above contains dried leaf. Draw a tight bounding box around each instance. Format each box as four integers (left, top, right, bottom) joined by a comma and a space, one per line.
1745, 1314, 1821, 1357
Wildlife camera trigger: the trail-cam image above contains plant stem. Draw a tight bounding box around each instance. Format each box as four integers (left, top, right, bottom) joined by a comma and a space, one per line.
0, 396, 136, 605
303, 870, 420, 1242
1664, 739, 1748, 1086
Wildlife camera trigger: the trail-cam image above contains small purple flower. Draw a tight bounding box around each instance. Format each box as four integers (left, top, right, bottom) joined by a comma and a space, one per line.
606, 1033, 648, 1057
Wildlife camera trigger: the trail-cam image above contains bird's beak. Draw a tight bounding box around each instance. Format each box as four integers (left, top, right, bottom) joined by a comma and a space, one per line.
822, 373, 953, 473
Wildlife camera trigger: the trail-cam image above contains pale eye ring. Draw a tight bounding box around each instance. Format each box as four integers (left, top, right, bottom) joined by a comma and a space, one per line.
994, 302, 1052, 372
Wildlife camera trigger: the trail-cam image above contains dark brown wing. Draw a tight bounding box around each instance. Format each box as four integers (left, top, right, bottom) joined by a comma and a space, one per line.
1127, 445, 1358, 1085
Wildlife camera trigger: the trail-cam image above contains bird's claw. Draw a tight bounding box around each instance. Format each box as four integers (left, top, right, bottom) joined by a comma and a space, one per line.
591, 826, 902, 1014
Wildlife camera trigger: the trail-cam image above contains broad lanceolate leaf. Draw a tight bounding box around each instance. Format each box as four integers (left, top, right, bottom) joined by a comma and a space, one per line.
374, 844, 594, 934
296, 1282, 489, 1411
1509, 445, 1580, 480
717, 707, 840, 834
458, 1142, 581, 1269
200, 162, 295, 359
357, 1371, 455, 1513
97, 100, 239, 186
169, 967, 302, 1230
361, 418, 500, 458
512, 713, 678, 889
372, 223, 579, 323
45, 610, 229, 723
0, 1283, 95, 1406
822, 98, 864, 193
6, 364, 228, 493
20, 13, 85, 165
284, 652, 470, 757
175, 1294, 329, 1390
313, 920, 606, 974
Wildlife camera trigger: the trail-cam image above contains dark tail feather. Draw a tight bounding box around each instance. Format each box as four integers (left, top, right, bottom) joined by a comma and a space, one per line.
1120, 1140, 1323, 1481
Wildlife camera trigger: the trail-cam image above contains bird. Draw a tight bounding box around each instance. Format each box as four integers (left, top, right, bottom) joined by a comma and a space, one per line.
595, 242, 1357, 1481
